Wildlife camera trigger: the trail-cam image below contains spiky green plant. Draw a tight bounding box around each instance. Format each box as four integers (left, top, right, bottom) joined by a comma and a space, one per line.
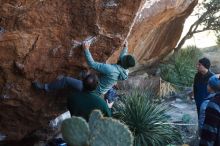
160, 46, 202, 87
113, 91, 182, 146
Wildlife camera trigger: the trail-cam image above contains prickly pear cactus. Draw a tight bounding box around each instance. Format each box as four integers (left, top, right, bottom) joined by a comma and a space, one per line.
89, 110, 133, 146
61, 110, 133, 146
61, 117, 90, 146
88, 110, 102, 131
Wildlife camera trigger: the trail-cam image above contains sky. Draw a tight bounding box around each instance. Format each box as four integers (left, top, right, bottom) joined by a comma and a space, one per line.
182, 16, 217, 48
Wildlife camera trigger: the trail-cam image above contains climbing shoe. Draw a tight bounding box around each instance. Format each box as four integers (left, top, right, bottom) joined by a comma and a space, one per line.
32, 81, 45, 90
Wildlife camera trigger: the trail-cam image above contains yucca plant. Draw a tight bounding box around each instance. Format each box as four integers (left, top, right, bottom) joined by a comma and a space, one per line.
160, 46, 202, 87
113, 91, 182, 146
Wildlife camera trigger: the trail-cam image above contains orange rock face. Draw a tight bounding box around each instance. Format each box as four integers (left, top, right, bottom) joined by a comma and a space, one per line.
108, 0, 198, 67
0, 0, 197, 141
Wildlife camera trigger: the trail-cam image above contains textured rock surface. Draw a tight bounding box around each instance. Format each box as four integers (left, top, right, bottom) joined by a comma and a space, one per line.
0, 0, 197, 142
0, 0, 144, 141
108, 0, 198, 67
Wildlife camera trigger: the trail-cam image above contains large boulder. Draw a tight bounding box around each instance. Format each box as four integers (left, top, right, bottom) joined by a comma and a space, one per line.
108, 0, 198, 67
0, 0, 197, 142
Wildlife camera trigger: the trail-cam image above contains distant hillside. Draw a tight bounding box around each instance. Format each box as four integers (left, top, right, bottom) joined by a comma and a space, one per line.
202, 45, 220, 73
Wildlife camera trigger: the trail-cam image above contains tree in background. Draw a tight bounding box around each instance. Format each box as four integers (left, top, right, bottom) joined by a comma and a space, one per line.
175, 0, 220, 52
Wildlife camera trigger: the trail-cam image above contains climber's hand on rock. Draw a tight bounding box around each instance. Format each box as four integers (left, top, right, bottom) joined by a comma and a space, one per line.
82, 40, 91, 50
123, 40, 128, 48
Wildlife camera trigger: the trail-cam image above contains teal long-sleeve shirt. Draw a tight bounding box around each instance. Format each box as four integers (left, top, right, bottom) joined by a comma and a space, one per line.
84, 47, 128, 95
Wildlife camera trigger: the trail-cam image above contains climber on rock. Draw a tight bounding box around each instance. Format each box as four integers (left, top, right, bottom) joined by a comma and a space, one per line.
82, 40, 135, 102
33, 40, 135, 107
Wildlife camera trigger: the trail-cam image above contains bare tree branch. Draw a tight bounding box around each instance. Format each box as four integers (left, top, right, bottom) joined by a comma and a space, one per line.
174, 0, 220, 52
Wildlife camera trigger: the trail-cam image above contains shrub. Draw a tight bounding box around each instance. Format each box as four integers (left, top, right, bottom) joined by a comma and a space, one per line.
113, 91, 182, 146
160, 46, 202, 87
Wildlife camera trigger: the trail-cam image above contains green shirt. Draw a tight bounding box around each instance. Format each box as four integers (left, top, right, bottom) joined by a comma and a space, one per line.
67, 91, 111, 121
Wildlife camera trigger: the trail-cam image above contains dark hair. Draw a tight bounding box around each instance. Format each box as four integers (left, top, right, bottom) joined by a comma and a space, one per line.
82, 73, 99, 91
120, 55, 135, 69
199, 57, 211, 69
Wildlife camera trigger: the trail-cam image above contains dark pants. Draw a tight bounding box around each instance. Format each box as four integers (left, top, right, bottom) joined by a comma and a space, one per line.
46, 76, 118, 104
45, 76, 83, 92
104, 87, 119, 103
